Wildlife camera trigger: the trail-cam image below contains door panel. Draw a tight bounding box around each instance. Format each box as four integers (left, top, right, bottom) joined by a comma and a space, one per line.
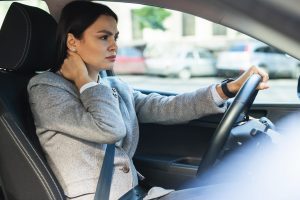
133, 89, 300, 189
134, 118, 221, 189
134, 89, 223, 189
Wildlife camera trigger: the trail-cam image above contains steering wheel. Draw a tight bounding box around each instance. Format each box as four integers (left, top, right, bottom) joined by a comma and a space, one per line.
197, 74, 262, 175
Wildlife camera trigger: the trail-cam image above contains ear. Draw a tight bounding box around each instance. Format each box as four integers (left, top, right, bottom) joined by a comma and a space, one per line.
66, 33, 79, 52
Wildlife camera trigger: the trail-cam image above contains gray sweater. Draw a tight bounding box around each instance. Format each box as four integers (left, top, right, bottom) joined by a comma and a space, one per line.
27, 72, 226, 199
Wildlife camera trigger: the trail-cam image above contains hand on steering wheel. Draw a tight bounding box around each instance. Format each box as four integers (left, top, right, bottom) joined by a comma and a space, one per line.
197, 74, 263, 174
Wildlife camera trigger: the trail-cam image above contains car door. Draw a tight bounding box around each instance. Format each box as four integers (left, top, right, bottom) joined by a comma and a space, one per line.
107, 1, 300, 190
132, 91, 300, 190
134, 91, 223, 189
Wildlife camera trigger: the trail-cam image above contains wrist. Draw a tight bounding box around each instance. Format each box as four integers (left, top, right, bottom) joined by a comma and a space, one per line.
74, 75, 93, 90
216, 84, 228, 100
227, 80, 239, 94
221, 78, 236, 98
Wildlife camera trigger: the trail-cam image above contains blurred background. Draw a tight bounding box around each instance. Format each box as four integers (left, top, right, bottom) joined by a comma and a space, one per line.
1, 0, 299, 103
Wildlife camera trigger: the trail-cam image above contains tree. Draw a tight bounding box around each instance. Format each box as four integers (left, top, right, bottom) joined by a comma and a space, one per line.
132, 6, 171, 31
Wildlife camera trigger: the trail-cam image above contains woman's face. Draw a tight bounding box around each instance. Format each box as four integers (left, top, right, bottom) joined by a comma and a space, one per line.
75, 15, 118, 73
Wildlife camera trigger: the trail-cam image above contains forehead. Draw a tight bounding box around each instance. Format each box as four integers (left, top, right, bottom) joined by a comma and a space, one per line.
86, 15, 118, 33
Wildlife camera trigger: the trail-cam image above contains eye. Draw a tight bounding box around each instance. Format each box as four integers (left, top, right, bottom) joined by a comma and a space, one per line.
114, 35, 119, 41
99, 35, 108, 40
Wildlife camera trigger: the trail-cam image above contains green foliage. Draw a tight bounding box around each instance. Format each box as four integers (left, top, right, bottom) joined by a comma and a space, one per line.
133, 6, 171, 31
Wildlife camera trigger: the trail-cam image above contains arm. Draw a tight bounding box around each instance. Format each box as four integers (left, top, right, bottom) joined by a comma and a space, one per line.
134, 85, 226, 124
29, 80, 126, 144
29, 50, 125, 143
134, 66, 269, 124
217, 66, 269, 99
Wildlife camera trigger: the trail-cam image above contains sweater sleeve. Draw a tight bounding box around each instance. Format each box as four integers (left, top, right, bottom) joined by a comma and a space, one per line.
28, 83, 126, 144
134, 84, 227, 124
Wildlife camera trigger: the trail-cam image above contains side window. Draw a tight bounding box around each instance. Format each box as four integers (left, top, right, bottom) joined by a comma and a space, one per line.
229, 44, 247, 52
118, 47, 142, 57
212, 24, 227, 36
182, 13, 195, 36
255, 46, 285, 55
271, 48, 285, 54
264, 47, 272, 53
186, 52, 194, 59
255, 47, 268, 53
102, 1, 299, 103
199, 51, 212, 58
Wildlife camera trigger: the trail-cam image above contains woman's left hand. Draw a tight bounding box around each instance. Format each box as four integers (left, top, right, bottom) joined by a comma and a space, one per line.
218, 65, 269, 99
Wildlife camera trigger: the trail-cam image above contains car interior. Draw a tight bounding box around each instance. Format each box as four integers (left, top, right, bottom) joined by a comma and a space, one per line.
1, 1, 300, 200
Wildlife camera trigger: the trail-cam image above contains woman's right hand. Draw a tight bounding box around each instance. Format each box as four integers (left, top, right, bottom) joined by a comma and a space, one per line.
60, 50, 93, 90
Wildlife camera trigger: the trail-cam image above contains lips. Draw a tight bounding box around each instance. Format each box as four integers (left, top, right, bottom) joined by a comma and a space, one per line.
105, 55, 116, 61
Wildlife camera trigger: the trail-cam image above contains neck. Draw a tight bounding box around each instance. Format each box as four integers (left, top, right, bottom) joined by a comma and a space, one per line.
90, 73, 99, 82
86, 67, 99, 83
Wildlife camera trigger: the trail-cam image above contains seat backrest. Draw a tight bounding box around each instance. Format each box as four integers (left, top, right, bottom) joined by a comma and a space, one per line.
0, 2, 64, 200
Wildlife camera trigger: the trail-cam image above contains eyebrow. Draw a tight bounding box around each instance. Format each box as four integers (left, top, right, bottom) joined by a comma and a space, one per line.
97, 30, 119, 36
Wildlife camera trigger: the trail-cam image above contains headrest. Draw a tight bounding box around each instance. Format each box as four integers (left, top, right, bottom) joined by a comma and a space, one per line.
0, 2, 57, 73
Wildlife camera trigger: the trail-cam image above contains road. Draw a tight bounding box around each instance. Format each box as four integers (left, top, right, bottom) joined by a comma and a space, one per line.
118, 75, 299, 103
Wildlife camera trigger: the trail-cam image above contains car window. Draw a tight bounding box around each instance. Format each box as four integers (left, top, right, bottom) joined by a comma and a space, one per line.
255, 47, 268, 53
271, 48, 285, 54
1, 1, 299, 104
186, 52, 194, 59
99, 1, 300, 104
118, 47, 142, 57
199, 51, 212, 58
255, 46, 286, 54
102, 2, 300, 103
228, 44, 248, 52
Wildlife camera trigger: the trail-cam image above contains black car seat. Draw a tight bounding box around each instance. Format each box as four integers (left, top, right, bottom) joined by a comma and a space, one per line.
0, 2, 65, 200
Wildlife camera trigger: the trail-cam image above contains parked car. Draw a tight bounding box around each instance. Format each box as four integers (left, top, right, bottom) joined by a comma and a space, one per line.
145, 43, 216, 79
217, 40, 300, 78
113, 45, 146, 75
1, 0, 300, 200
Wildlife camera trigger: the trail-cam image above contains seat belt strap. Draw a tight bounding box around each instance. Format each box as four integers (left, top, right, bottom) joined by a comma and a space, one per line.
94, 144, 115, 200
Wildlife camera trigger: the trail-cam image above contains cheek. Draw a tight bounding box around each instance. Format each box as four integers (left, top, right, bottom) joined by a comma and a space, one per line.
82, 50, 112, 68
89, 42, 107, 58
79, 42, 106, 62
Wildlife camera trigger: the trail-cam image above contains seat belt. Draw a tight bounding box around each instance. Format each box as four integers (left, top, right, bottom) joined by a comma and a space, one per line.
94, 143, 115, 200
94, 142, 148, 200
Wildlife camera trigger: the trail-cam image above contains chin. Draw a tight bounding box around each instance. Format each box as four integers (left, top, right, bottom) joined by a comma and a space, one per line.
96, 64, 113, 71
105, 65, 114, 70
106, 64, 114, 70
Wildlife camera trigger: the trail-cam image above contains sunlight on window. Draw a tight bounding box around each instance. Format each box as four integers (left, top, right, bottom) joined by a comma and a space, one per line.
1, 1, 298, 103
97, 2, 300, 103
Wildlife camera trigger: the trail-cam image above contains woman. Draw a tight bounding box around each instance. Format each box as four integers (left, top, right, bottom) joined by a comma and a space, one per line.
27, 1, 269, 199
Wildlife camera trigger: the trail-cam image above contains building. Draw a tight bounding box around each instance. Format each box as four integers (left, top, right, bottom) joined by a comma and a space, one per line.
103, 1, 250, 51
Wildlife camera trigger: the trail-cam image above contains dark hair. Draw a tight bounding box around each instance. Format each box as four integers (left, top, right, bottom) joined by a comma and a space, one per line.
51, 1, 118, 72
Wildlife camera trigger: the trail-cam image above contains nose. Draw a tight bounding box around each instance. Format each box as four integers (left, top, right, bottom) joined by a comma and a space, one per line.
108, 39, 117, 52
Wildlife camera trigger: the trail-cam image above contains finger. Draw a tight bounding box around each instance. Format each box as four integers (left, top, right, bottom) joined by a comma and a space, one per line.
257, 71, 269, 83
258, 68, 269, 82
68, 50, 83, 61
257, 82, 270, 90
251, 66, 269, 82
262, 74, 269, 83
